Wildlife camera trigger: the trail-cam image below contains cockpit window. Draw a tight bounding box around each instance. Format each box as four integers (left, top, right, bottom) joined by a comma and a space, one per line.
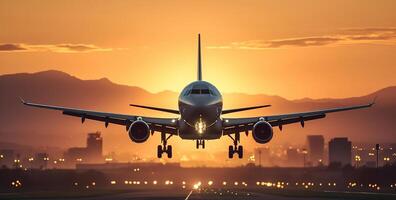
191, 89, 201, 94
201, 89, 210, 94
184, 88, 215, 95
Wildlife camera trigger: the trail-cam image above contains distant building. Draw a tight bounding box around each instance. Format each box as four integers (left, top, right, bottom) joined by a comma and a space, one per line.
329, 137, 352, 166
86, 132, 103, 161
64, 132, 103, 166
0, 149, 15, 168
307, 135, 325, 166
286, 148, 303, 167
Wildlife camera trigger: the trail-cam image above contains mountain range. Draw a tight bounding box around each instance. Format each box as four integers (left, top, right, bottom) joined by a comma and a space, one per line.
1, 70, 395, 158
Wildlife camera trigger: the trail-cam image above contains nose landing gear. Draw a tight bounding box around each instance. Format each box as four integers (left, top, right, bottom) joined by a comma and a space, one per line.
157, 132, 173, 158
227, 133, 243, 159
196, 139, 205, 149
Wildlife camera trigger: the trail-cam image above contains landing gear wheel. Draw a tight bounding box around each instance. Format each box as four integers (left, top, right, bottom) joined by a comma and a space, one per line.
157, 145, 163, 158
227, 133, 243, 159
228, 145, 234, 159
158, 132, 173, 159
167, 145, 173, 158
237, 145, 243, 159
196, 140, 206, 149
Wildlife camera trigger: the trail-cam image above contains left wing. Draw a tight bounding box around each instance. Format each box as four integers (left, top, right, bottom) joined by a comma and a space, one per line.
21, 99, 179, 134
222, 101, 374, 135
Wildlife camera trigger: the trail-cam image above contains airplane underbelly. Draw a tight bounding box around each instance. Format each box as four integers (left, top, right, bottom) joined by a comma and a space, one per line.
178, 119, 222, 140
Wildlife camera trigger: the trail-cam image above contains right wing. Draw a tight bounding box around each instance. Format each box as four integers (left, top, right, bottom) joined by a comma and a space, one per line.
21, 99, 179, 134
222, 100, 374, 135
222, 104, 271, 115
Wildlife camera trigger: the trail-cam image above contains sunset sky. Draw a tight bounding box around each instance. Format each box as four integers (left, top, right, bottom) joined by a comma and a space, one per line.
1, 0, 396, 99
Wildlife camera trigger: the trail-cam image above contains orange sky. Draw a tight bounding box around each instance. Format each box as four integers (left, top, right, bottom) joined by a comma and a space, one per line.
1, 0, 396, 99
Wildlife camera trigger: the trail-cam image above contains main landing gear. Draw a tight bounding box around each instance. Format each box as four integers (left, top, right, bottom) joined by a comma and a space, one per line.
228, 133, 243, 159
157, 132, 173, 158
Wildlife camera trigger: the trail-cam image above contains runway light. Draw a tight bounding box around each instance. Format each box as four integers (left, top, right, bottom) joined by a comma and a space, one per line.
222, 181, 227, 186
110, 181, 116, 185
208, 180, 213, 186
153, 180, 157, 185
193, 182, 202, 190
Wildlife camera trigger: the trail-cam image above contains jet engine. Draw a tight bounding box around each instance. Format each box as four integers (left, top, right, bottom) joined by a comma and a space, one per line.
128, 120, 150, 143
252, 121, 273, 144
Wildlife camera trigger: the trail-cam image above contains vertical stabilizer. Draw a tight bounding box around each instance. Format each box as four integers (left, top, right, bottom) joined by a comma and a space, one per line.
197, 34, 202, 81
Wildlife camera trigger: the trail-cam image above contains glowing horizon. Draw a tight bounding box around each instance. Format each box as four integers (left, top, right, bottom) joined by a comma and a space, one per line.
1, 0, 396, 100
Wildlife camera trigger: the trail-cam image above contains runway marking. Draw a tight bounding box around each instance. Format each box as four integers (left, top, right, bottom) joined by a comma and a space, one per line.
185, 190, 193, 200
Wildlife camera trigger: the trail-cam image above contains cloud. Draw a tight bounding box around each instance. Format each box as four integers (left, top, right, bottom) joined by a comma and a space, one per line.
0, 43, 117, 53
207, 27, 396, 50
0, 44, 27, 51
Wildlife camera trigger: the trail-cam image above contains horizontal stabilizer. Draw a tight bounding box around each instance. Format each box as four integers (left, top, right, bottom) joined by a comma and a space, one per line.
129, 104, 180, 114
222, 105, 271, 115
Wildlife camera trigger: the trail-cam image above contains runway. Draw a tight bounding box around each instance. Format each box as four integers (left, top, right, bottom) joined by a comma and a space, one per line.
2, 188, 396, 200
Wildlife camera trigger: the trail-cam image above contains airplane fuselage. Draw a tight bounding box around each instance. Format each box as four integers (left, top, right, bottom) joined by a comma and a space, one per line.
178, 81, 223, 139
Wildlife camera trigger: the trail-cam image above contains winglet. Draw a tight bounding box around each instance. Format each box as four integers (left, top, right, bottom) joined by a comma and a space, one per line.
19, 97, 26, 104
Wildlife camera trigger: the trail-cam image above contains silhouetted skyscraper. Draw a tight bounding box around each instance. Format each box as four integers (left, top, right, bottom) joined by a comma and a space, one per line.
87, 132, 103, 161
307, 135, 325, 166
329, 137, 352, 166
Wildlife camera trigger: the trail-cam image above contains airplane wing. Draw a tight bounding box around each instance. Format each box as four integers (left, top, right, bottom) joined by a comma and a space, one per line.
221, 104, 271, 115
129, 104, 180, 114
21, 99, 179, 134
222, 101, 374, 135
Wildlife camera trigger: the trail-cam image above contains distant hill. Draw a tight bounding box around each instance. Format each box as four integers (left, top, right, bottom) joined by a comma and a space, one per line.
1, 70, 395, 158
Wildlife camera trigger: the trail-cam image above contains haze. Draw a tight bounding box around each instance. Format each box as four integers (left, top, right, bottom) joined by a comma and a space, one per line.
1, 0, 396, 99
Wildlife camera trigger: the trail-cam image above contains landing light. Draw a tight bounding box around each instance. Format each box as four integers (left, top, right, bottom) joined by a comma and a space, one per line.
195, 118, 206, 134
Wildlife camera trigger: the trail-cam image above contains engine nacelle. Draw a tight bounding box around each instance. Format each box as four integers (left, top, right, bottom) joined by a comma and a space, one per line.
128, 120, 150, 143
252, 121, 273, 144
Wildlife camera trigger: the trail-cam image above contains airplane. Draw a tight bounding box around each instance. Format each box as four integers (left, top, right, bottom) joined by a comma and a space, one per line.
21, 34, 374, 159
